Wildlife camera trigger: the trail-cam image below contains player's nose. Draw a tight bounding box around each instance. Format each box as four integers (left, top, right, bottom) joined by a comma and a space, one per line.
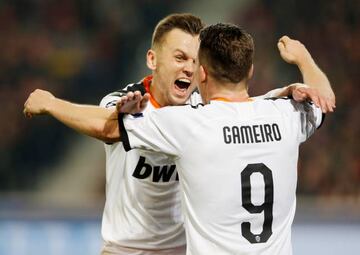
183, 60, 195, 77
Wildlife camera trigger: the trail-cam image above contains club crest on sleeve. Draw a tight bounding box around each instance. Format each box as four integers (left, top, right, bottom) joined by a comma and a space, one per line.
105, 101, 117, 108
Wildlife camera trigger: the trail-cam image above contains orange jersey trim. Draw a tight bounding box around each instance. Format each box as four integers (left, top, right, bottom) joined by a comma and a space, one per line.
143, 75, 162, 108
210, 97, 254, 102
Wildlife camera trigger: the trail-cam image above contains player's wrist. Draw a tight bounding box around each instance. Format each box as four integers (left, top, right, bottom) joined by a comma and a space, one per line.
296, 54, 316, 72
45, 96, 59, 114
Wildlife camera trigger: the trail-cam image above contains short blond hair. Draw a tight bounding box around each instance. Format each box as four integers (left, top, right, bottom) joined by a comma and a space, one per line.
152, 13, 204, 48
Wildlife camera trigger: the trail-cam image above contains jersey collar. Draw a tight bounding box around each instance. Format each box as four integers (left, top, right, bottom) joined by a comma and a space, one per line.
143, 75, 162, 108
210, 97, 253, 102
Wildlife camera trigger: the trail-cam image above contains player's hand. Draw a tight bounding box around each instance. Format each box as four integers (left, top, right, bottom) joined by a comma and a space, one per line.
277, 36, 312, 66
116, 91, 150, 114
23, 89, 55, 118
289, 83, 335, 113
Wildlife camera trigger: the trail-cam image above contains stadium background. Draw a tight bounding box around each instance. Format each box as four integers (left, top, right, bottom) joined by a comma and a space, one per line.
0, 0, 359, 254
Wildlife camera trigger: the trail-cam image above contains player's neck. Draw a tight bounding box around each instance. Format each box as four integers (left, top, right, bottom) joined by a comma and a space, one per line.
209, 90, 250, 102
206, 79, 250, 103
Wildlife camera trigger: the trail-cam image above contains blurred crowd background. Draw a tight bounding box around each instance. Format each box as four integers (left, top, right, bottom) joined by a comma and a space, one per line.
0, 0, 359, 223
0, 0, 359, 254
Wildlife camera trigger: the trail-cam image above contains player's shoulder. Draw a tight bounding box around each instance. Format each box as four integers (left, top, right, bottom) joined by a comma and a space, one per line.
256, 97, 322, 126
99, 80, 146, 108
260, 97, 311, 113
152, 103, 204, 123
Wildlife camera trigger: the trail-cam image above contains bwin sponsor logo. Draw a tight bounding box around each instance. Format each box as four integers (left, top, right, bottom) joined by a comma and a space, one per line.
132, 156, 179, 182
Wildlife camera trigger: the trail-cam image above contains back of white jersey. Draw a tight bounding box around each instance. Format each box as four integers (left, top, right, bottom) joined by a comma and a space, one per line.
121, 98, 323, 255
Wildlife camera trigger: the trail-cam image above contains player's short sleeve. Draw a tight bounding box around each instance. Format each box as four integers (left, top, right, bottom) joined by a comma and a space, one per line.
99, 82, 147, 108
253, 87, 287, 100
295, 101, 324, 143
100, 94, 121, 108
119, 109, 182, 158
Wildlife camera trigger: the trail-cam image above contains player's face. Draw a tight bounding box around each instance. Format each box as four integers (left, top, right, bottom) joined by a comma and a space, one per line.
148, 28, 199, 106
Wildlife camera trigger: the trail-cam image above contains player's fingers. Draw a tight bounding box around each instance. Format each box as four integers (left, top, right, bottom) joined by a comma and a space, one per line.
318, 97, 328, 113
296, 86, 310, 93
296, 88, 315, 104
309, 93, 320, 108
23, 108, 32, 118
140, 94, 150, 107
143, 93, 150, 101
126, 92, 135, 101
139, 94, 150, 110
299, 93, 308, 102
292, 91, 302, 102
122, 95, 129, 103
140, 100, 146, 109
279, 35, 291, 44
133, 90, 141, 97
277, 41, 284, 48
321, 98, 330, 113
293, 87, 308, 102
330, 98, 336, 109
325, 98, 335, 113
326, 101, 334, 113
323, 100, 330, 113
143, 93, 150, 104
116, 97, 126, 112
133, 91, 142, 102
277, 41, 286, 52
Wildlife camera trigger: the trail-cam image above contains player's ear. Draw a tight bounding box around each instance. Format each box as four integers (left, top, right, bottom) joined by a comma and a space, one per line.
199, 65, 207, 82
247, 64, 254, 80
146, 49, 156, 70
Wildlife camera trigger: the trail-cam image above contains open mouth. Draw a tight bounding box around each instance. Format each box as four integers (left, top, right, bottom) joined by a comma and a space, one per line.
174, 78, 191, 91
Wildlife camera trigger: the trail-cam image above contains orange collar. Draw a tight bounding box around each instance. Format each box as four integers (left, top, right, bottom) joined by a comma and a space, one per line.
210, 97, 253, 102
143, 75, 162, 108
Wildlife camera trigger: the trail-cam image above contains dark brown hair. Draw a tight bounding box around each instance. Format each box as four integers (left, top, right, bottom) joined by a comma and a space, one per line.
152, 13, 204, 48
199, 23, 254, 83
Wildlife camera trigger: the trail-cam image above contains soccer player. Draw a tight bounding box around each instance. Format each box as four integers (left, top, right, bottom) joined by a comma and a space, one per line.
113, 23, 335, 254
23, 14, 334, 255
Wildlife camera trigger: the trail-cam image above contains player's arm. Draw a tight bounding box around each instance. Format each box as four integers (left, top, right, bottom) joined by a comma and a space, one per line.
277, 36, 336, 112
24, 89, 149, 142
24, 89, 121, 143
260, 84, 333, 113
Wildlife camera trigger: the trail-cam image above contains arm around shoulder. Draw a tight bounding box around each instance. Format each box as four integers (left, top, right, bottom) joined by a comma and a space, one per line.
277, 36, 336, 112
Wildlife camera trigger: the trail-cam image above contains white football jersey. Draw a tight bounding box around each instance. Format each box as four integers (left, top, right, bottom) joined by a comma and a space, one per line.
120, 98, 324, 255
99, 76, 201, 254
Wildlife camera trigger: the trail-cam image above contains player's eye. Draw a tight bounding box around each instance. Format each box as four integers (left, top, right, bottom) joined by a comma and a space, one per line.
175, 55, 185, 61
